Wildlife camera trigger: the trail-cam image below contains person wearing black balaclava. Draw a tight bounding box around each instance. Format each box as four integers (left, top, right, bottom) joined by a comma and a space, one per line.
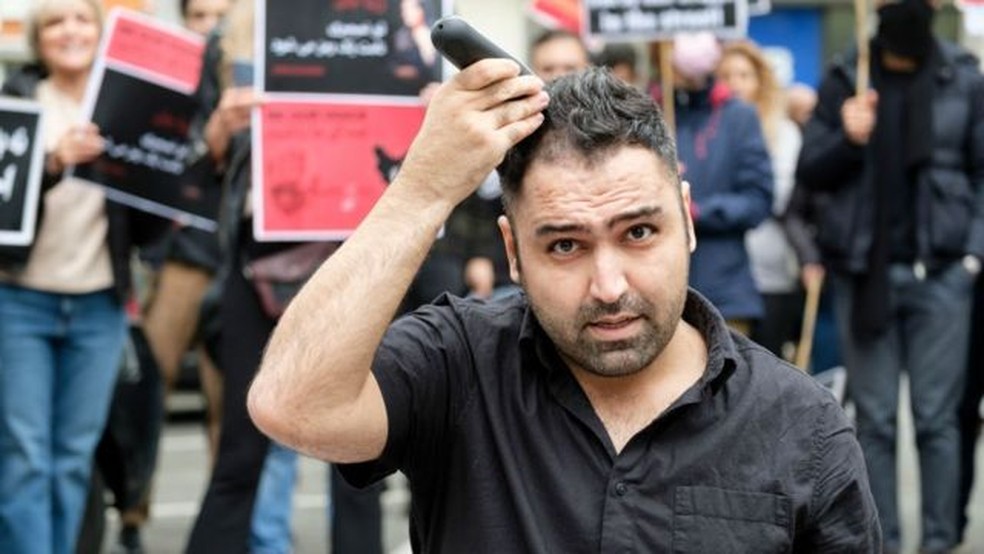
796, 1, 984, 552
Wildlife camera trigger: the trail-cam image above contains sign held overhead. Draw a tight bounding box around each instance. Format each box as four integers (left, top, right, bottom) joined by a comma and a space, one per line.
584, 0, 748, 41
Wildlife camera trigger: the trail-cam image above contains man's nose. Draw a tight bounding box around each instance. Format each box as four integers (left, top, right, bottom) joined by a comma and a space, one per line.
588, 248, 629, 305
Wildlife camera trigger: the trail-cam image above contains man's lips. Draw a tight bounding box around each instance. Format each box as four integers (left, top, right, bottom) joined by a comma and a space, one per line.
589, 316, 637, 328
585, 315, 641, 339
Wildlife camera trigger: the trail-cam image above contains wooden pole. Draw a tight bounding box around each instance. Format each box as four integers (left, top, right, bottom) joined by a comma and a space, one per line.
855, 0, 870, 96
795, 273, 825, 372
658, 41, 675, 134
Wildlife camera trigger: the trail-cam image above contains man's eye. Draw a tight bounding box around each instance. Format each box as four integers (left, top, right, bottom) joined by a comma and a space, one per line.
627, 225, 654, 241
549, 239, 578, 255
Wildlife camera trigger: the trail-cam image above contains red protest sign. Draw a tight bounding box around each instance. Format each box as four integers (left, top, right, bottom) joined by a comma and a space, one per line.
255, 100, 426, 241
103, 10, 205, 93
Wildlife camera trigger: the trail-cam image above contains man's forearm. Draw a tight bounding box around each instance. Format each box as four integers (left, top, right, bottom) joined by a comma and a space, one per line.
249, 176, 454, 459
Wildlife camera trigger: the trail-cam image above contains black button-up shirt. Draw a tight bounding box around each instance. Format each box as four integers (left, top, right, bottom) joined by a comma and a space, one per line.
341, 290, 880, 553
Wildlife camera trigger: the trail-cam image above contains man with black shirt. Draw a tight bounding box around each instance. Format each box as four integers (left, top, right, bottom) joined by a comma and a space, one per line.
249, 64, 880, 551
797, 1, 984, 551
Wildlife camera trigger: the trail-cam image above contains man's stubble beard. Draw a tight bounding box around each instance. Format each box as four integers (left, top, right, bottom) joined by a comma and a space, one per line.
522, 275, 688, 379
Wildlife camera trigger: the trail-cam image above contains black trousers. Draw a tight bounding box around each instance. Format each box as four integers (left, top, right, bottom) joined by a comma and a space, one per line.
185, 260, 274, 552
186, 255, 383, 553
958, 274, 984, 540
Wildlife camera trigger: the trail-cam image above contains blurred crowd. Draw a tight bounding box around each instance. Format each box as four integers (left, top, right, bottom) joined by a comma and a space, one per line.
0, 0, 982, 553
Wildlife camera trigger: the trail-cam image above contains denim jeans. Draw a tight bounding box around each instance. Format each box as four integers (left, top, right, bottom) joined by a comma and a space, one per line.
834, 263, 972, 550
250, 441, 299, 554
0, 284, 126, 554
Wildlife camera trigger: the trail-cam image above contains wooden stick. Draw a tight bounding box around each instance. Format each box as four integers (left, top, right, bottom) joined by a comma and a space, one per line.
795, 273, 825, 372
658, 41, 675, 134
855, 0, 870, 96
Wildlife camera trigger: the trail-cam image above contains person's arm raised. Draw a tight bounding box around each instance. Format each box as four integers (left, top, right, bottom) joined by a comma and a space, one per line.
248, 59, 548, 464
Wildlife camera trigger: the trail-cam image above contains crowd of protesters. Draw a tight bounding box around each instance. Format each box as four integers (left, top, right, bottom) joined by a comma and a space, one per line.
0, 0, 982, 553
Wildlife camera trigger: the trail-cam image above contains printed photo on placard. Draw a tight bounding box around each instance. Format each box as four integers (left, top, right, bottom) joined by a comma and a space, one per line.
253, 99, 425, 241
0, 98, 45, 246
72, 8, 215, 229
583, 0, 748, 41
261, 0, 450, 97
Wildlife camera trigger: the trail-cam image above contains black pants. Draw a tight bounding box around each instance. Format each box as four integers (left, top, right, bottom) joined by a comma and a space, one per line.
186, 255, 383, 553
751, 291, 803, 360
186, 260, 274, 552
958, 274, 984, 540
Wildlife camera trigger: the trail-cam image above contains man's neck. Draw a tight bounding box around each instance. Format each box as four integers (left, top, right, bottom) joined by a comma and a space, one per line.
570, 319, 708, 453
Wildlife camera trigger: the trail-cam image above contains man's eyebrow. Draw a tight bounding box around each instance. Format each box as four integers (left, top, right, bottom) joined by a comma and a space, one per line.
533, 206, 664, 238
607, 205, 663, 229
535, 222, 589, 238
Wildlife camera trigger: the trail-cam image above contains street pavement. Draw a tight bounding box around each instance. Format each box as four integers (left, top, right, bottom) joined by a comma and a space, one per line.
101, 383, 984, 553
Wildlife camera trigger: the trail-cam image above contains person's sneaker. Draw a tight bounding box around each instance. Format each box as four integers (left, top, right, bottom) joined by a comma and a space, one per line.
110, 524, 144, 554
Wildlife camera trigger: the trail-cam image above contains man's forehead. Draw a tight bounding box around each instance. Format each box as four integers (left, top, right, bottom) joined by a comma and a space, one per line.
526, 143, 673, 179
514, 146, 678, 214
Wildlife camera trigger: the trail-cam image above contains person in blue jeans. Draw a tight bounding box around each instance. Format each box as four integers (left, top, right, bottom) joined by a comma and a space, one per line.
0, 1, 166, 552
797, 1, 984, 550
250, 443, 386, 553
250, 442, 298, 554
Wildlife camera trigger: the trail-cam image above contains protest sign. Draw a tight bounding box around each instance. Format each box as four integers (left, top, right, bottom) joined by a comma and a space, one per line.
72, 9, 216, 230
253, 99, 425, 241
583, 0, 748, 41
0, 97, 45, 246
253, 0, 450, 241
529, 0, 583, 33
262, 0, 449, 98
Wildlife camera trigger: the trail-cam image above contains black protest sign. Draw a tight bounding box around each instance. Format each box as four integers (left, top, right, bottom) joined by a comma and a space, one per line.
73, 69, 219, 231
584, 0, 748, 41
262, 0, 447, 97
71, 9, 214, 230
0, 98, 45, 246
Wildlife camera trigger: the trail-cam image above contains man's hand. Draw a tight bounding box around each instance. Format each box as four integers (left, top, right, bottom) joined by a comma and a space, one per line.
801, 263, 826, 291
841, 90, 877, 146
397, 59, 548, 207
48, 123, 105, 174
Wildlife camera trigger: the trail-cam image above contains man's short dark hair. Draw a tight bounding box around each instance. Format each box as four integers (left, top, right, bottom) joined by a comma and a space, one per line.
498, 67, 678, 213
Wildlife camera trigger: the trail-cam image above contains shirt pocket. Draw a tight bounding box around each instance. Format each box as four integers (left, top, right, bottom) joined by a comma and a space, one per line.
672, 486, 792, 554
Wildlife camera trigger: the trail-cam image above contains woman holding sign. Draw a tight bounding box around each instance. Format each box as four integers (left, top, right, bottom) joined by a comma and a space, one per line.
0, 1, 166, 552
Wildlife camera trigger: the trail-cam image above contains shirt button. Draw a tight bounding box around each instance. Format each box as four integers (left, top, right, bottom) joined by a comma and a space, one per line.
614, 482, 628, 496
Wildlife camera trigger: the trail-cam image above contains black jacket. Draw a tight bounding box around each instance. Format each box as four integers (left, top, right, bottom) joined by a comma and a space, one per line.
1, 66, 169, 302
796, 39, 984, 274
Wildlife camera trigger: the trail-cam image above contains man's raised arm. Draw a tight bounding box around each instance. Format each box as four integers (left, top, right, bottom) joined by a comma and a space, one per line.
247, 60, 548, 464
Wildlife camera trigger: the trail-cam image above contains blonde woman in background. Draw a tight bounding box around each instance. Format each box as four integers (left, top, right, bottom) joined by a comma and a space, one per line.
716, 40, 804, 359
0, 1, 166, 552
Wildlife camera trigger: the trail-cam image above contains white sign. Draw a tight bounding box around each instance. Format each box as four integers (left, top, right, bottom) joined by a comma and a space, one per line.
583, 0, 749, 41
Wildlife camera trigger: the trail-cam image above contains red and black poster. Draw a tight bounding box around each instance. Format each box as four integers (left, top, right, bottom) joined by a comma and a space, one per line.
253, 0, 451, 241
0, 98, 45, 246
72, 9, 217, 231
262, 0, 448, 98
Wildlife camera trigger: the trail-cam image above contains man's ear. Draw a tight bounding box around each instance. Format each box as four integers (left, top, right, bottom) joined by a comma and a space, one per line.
498, 215, 521, 283
681, 180, 697, 253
